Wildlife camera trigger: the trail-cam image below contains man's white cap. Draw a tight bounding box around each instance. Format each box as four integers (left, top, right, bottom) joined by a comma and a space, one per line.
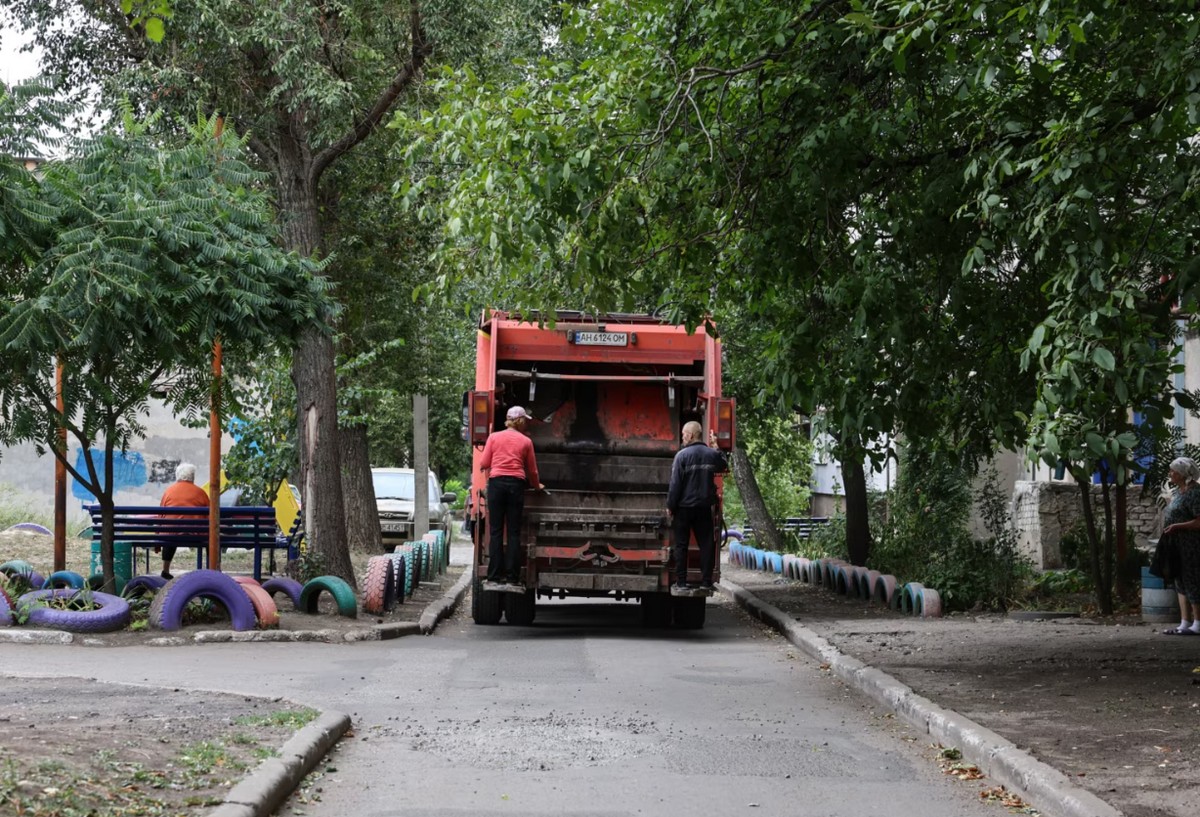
506, 405, 532, 421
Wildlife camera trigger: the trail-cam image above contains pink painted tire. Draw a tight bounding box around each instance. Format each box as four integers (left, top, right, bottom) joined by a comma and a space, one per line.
362, 556, 397, 615
873, 574, 899, 608
796, 558, 812, 583
239, 583, 280, 629
859, 570, 881, 600
920, 587, 943, 618
231, 576, 261, 588
782, 554, 795, 579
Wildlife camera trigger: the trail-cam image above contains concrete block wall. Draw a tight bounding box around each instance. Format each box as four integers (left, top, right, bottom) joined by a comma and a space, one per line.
1011, 480, 1162, 569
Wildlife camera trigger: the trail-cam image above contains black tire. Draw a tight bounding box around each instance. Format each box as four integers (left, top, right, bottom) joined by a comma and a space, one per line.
640, 593, 672, 628
387, 553, 408, 604
20, 589, 131, 633
298, 576, 358, 618
471, 577, 503, 625
147, 570, 259, 631
261, 577, 304, 611
43, 570, 86, 590
505, 588, 536, 626
673, 596, 706, 629
121, 575, 167, 599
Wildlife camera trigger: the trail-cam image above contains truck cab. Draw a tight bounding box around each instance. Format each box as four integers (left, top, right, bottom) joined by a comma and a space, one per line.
467, 310, 734, 629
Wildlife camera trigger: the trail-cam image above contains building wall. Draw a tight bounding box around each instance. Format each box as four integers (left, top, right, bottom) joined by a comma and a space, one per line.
1010, 480, 1160, 569
0, 402, 229, 524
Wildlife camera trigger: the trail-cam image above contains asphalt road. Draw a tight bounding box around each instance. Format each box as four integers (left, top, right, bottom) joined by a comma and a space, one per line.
9, 590, 1003, 817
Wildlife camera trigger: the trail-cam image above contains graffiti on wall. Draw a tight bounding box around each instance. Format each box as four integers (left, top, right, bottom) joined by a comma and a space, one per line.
70, 449, 150, 502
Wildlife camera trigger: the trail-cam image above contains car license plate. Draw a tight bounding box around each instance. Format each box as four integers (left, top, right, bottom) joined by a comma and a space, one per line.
573, 331, 628, 346
381, 521, 409, 532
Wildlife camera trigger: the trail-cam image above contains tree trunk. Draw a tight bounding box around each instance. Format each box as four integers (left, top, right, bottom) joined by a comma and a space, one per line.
276, 133, 355, 588
730, 445, 785, 552
842, 455, 871, 567
1077, 474, 1114, 615
340, 424, 383, 553
1115, 481, 1129, 599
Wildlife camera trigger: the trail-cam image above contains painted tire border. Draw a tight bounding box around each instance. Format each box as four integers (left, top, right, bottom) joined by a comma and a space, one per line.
147, 570, 259, 632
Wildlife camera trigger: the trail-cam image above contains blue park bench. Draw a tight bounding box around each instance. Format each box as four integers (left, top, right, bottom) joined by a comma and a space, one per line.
85, 505, 301, 581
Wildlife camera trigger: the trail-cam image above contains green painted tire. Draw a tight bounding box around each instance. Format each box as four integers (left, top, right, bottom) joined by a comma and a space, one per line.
299, 576, 358, 618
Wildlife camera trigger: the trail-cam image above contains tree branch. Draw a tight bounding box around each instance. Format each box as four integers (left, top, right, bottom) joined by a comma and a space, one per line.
310, 2, 431, 183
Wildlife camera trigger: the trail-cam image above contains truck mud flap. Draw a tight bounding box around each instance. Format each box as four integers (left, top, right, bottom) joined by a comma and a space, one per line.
538, 572, 660, 592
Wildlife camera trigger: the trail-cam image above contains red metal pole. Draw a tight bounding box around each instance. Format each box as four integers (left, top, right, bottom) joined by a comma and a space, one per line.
54, 357, 66, 573
209, 338, 222, 571
208, 115, 226, 572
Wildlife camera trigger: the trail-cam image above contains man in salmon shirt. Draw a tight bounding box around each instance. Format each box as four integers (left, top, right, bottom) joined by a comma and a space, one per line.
479, 406, 544, 585
158, 462, 209, 580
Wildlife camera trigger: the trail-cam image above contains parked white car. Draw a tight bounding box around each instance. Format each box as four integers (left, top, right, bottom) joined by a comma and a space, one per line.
371, 467, 457, 546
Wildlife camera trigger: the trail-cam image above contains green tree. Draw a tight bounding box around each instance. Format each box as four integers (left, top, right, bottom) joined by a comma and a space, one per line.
0, 109, 330, 591
4, 0, 551, 584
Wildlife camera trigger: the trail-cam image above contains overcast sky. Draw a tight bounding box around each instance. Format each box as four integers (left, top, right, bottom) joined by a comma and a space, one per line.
1, 26, 41, 85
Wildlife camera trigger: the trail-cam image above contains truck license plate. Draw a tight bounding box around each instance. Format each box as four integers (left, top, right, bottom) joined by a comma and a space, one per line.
574, 331, 628, 346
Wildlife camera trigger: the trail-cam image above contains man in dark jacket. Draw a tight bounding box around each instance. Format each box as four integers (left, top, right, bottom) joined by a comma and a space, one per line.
667, 420, 728, 589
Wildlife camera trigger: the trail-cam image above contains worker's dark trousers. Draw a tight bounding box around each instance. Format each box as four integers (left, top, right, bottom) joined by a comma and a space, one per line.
672, 505, 716, 585
486, 476, 526, 581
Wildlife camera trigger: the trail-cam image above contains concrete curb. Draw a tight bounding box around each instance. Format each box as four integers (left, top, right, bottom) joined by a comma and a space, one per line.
719, 579, 1122, 817
418, 568, 472, 634
207, 709, 351, 817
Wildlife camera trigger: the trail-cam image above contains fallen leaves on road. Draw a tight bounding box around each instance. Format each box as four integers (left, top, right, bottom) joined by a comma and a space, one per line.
980, 785, 1040, 814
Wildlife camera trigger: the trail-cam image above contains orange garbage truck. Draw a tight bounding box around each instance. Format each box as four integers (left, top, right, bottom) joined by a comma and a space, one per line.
465, 309, 735, 629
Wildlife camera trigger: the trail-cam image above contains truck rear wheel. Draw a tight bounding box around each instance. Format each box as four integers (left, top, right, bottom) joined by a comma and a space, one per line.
673, 596, 706, 629
471, 577, 503, 625
641, 593, 671, 628
504, 589, 536, 626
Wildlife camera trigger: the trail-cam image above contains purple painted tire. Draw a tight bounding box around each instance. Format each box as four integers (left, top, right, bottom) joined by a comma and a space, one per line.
121, 575, 167, 599
6, 522, 52, 535
19, 589, 131, 633
0, 586, 13, 626
147, 570, 258, 632
919, 587, 943, 618
261, 577, 304, 611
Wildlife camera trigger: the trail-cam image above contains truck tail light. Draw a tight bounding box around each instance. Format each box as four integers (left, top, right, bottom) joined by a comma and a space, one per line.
470, 391, 492, 445
715, 398, 735, 450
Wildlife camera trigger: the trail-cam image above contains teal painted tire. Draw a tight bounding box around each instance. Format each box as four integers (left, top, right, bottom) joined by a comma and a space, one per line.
901, 582, 926, 615
299, 576, 358, 618
44, 570, 87, 590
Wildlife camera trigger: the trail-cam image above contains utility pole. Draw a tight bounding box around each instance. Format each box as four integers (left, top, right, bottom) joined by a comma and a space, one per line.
414, 394, 429, 539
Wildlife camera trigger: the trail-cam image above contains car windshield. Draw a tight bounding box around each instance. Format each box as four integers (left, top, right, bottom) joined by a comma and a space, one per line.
372, 472, 414, 500
371, 472, 441, 502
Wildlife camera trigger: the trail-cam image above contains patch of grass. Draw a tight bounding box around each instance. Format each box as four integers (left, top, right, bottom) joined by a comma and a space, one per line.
234, 707, 318, 729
